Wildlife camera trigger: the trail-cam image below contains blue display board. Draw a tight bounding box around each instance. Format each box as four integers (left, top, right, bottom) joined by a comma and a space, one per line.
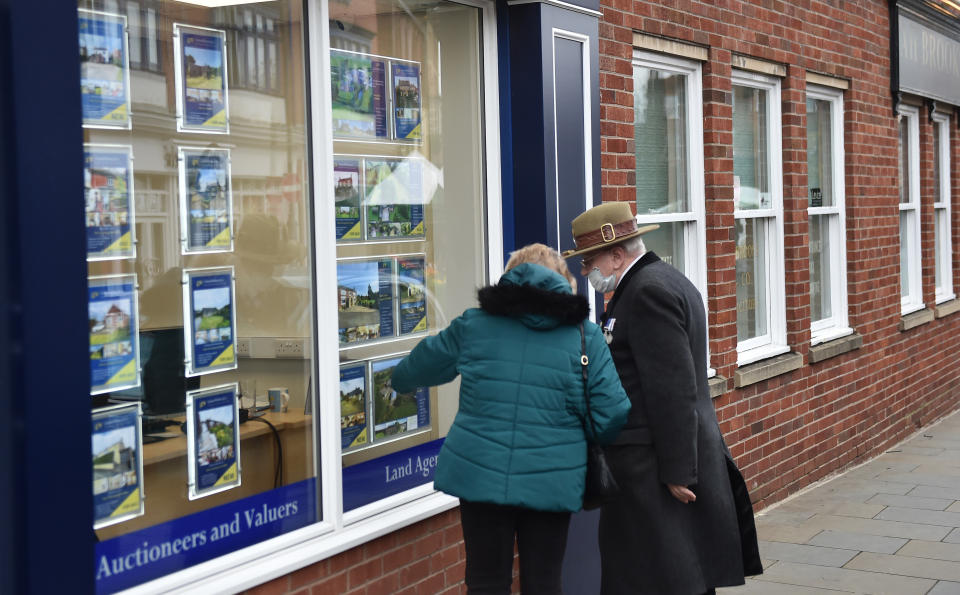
343, 439, 443, 511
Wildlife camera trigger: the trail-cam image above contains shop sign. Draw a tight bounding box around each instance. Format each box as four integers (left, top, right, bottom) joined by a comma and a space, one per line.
899, 15, 960, 105
343, 438, 443, 511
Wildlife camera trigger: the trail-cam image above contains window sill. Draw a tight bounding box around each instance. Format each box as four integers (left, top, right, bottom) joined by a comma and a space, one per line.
709, 375, 727, 399
899, 308, 934, 331
935, 298, 960, 319
733, 352, 803, 388
809, 332, 863, 364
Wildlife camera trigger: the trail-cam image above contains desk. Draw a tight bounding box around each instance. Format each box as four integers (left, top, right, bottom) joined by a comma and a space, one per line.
96, 411, 314, 541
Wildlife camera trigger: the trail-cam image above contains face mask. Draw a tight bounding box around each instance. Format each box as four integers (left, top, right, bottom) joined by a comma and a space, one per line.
587, 267, 617, 293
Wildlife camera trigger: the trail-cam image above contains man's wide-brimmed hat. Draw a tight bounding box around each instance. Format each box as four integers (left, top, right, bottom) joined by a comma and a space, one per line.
561, 202, 659, 258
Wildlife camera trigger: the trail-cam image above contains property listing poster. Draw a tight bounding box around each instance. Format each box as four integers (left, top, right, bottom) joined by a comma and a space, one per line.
364, 158, 424, 240
184, 268, 237, 376
92, 403, 144, 529
330, 50, 387, 139
180, 148, 232, 253
78, 10, 131, 128
397, 256, 427, 335
333, 157, 363, 241
391, 62, 422, 141
371, 357, 429, 440
339, 364, 368, 450
337, 259, 394, 345
85, 145, 135, 260
176, 25, 228, 133
89, 274, 140, 395
187, 385, 240, 499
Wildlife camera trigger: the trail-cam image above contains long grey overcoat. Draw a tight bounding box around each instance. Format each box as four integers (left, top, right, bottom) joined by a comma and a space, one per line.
598, 251, 762, 595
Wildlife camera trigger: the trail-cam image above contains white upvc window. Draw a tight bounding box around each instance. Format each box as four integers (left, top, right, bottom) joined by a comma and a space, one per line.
898, 105, 923, 314
806, 85, 851, 345
732, 71, 786, 366
933, 113, 954, 303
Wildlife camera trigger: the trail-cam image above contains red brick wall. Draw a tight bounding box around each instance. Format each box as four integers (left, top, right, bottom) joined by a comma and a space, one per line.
600, 0, 960, 509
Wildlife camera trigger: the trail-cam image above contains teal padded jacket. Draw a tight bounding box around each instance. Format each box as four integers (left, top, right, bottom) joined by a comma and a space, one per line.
391, 263, 631, 512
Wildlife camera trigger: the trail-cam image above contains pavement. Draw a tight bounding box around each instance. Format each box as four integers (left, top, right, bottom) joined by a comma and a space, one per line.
720, 408, 960, 595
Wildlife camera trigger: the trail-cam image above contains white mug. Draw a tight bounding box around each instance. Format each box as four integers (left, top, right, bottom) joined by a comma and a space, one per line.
268, 387, 289, 413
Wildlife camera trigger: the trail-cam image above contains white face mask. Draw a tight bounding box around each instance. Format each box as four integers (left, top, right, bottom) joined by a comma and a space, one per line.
587, 267, 617, 293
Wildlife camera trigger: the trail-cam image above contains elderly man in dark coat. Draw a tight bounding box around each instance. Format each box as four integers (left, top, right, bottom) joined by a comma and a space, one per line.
564, 202, 762, 595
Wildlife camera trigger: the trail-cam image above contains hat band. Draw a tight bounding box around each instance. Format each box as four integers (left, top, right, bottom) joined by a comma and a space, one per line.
574, 220, 637, 250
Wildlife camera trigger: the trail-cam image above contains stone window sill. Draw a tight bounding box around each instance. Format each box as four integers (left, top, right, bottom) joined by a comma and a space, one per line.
935, 299, 960, 319
899, 308, 934, 331
734, 352, 803, 389
809, 332, 863, 364
709, 375, 727, 399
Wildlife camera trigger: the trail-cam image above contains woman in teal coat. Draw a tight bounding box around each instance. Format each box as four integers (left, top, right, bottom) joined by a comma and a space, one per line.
392, 243, 630, 595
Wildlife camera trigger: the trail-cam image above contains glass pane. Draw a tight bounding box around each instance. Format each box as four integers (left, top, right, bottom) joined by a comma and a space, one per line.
330, 0, 488, 511
934, 121, 942, 203
81, 1, 318, 589
640, 222, 686, 276
736, 218, 768, 342
899, 117, 910, 204
936, 208, 944, 291
634, 66, 688, 214
900, 211, 910, 298
809, 213, 832, 323
806, 98, 833, 208
127, 3, 141, 66
733, 85, 769, 210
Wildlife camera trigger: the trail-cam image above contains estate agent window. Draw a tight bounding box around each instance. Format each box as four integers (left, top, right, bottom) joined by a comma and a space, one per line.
732, 70, 786, 365
898, 105, 922, 314
933, 112, 953, 303
806, 85, 850, 344
80, 0, 499, 591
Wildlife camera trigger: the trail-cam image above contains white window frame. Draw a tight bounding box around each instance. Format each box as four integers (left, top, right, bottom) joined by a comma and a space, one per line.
899, 105, 923, 315
933, 113, 954, 303
127, 1, 503, 592
806, 85, 851, 345
631, 51, 711, 373
732, 70, 786, 367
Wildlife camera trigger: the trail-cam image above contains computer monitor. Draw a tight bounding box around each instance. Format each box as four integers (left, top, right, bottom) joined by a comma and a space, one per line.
109, 327, 200, 423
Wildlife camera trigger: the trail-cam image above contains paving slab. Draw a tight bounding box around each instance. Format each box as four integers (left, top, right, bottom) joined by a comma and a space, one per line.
757, 509, 817, 526
888, 446, 946, 456
778, 500, 886, 519
948, 501, 960, 514
866, 493, 954, 510
897, 540, 960, 562
908, 485, 960, 501
806, 530, 907, 554
757, 541, 859, 567
801, 514, 952, 541
946, 528, 960, 544
928, 580, 960, 594
912, 464, 960, 477
845, 551, 960, 582
874, 506, 960, 528
754, 560, 935, 594
876, 472, 960, 489
843, 461, 920, 480
758, 523, 825, 544
719, 577, 855, 594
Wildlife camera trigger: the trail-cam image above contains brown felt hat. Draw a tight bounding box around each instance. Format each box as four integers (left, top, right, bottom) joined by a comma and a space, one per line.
561, 202, 659, 258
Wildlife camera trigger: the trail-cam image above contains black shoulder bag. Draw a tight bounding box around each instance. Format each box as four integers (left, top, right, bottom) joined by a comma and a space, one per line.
579, 322, 620, 510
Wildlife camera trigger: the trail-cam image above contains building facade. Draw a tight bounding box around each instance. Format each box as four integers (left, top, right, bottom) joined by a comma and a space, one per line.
3, 0, 960, 594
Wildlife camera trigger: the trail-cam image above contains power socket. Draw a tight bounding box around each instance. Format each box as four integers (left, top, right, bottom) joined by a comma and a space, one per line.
236, 338, 251, 357
274, 338, 306, 358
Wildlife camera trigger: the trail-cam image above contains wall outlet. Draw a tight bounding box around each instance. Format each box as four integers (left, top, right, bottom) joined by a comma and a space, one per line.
236, 338, 251, 357
274, 338, 306, 358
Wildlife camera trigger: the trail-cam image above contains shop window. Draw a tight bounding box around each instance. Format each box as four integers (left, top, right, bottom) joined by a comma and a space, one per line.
898, 105, 922, 314
933, 113, 953, 303
732, 71, 786, 365
806, 85, 850, 344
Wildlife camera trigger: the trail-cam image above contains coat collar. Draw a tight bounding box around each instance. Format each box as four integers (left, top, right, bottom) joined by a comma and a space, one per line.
478, 282, 589, 327
602, 251, 661, 324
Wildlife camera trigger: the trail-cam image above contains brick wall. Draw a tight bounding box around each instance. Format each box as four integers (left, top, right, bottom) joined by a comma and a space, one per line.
600, 0, 960, 509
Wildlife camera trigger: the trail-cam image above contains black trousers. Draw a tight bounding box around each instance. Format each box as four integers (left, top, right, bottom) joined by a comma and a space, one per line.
459, 499, 571, 595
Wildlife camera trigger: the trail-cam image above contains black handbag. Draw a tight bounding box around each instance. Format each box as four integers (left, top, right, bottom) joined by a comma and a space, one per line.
579, 322, 619, 510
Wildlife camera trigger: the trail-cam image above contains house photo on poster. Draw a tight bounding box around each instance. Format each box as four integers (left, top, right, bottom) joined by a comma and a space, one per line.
89, 274, 140, 395
397, 255, 427, 335
339, 363, 368, 451
85, 144, 135, 261
187, 384, 241, 499
392, 61, 422, 141
330, 50, 387, 139
184, 267, 237, 376
92, 403, 144, 529
334, 157, 363, 241
371, 356, 429, 441
175, 24, 229, 133
179, 147, 233, 254
78, 9, 131, 129
364, 157, 424, 240
337, 258, 395, 345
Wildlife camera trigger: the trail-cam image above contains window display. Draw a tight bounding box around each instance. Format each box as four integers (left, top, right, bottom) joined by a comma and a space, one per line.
173, 24, 229, 133
89, 274, 141, 395
85, 144, 136, 261
178, 147, 234, 254
92, 402, 145, 529
186, 383, 241, 499
79, 9, 132, 129
183, 267, 238, 376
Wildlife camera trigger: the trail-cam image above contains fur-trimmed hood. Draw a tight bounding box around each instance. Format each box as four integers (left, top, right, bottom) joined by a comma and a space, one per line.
477, 263, 589, 329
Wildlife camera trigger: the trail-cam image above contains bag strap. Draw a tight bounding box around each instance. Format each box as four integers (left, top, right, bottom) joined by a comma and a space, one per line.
579, 322, 599, 439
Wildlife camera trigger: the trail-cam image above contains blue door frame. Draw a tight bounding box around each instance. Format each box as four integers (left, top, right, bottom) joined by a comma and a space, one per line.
0, 1, 599, 592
